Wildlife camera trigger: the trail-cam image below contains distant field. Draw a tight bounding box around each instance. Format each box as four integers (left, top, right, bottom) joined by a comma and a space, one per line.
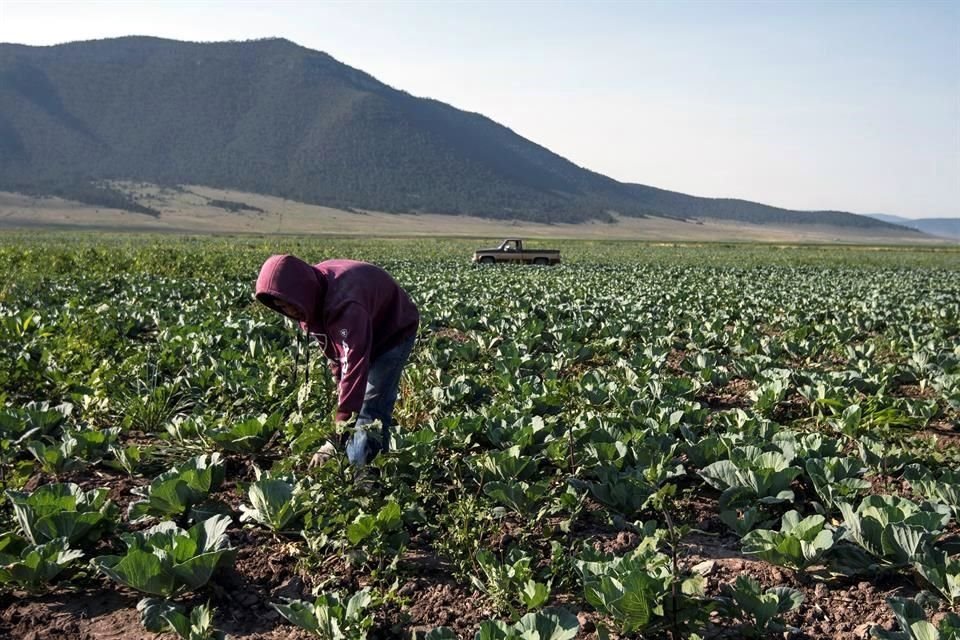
0, 184, 950, 245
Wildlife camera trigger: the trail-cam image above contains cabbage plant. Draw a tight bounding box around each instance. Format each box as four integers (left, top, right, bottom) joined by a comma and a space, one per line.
205, 413, 281, 454
239, 477, 307, 531
8, 482, 116, 545
871, 596, 960, 640
474, 608, 579, 640
904, 464, 960, 518
0, 533, 84, 588
837, 495, 950, 569
272, 588, 374, 639
128, 453, 225, 523
699, 446, 802, 507
805, 457, 871, 509
741, 510, 839, 571
912, 548, 960, 605
717, 575, 803, 636
93, 515, 235, 597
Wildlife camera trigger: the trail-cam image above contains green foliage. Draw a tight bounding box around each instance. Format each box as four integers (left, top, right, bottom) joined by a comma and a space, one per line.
569, 448, 684, 517
717, 576, 804, 636
0, 533, 84, 588
871, 596, 960, 640
475, 608, 579, 640
344, 502, 408, 568
470, 548, 550, 614
239, 477, 307, 532
205, 413, 281, 454
912, 548, 960, 605
837, 495, 950, 569
128, 454, 226, 523
138, 599, 225, 640
272, 588, 375, 639
741, 510, 839, 571
431, 493, 497, 580
469, 445, 537, 483
575, 537, 709, 635
0, 402, 69, 445
805, 457, 871, 509
106, 442, 150, 476
484, 479, 551, 517
7, 482, 116, 545
699, 446, 802, 507
748, 377, 790, 417
25, 435, 84, 475
92, 515, 236, 597
719, 506, 769, 537
904, 464, 960, 518
1, 236, 959, 637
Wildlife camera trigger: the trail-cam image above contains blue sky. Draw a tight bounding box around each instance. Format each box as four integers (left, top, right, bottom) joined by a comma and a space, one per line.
1, 0, 957, 218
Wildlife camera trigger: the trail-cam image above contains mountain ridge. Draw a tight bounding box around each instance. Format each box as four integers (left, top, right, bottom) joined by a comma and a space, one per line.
0, 36, 914, 232
865, 214, 960, 239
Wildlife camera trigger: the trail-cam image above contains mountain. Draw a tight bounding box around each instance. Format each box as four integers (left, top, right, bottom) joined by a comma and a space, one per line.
0, 36, 913, 231
864, 214, 960, 239
866, 214, 914, 226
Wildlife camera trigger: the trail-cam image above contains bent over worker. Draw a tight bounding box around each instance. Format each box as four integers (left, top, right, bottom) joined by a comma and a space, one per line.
255, 255, 419, 466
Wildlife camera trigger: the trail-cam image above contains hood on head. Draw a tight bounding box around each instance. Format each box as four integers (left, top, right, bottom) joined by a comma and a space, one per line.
255, 254, 324, 322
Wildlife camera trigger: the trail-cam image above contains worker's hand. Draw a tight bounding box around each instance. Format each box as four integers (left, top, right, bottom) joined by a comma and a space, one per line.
308, 441, 337, 468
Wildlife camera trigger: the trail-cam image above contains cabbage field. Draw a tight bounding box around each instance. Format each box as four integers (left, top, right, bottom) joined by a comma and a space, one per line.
0, 235, 958, 640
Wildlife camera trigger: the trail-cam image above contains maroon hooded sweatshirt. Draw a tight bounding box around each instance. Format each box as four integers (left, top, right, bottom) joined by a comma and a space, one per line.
255, 255, 419, 421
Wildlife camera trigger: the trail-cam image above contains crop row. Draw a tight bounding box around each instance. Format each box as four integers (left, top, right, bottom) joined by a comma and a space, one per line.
0, 238, 958, 639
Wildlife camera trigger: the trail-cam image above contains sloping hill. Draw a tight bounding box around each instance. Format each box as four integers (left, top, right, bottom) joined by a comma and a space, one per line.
626, 183, 902, 227
865, 214, 960, 239
0, 36, 911, 231
2, 184, 946, 244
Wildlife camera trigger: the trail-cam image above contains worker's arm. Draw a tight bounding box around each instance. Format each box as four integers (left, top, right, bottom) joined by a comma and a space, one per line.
328, 304, 372, 423
305, 325, 342, 382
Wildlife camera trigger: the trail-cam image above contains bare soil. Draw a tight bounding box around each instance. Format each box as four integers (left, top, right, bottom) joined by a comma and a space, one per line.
0, 498, 952, 640
2, 416, 957, 638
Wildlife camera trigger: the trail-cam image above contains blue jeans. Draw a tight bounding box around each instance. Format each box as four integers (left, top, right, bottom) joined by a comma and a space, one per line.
346, 332, 416, 466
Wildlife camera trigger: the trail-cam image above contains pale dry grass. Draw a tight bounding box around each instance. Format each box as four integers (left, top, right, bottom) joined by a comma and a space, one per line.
0, 183, 949, 245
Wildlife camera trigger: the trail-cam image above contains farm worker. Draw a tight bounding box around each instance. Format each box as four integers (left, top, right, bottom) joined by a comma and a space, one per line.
254, 255, 419, 467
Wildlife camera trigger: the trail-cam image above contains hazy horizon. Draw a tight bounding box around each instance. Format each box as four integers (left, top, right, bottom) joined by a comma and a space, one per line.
1, 0, 957, 219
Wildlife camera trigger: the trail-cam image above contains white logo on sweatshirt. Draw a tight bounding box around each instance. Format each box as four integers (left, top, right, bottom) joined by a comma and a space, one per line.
340, 338, 350, 375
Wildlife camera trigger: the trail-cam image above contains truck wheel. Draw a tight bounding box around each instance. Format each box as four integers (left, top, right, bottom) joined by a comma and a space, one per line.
533, 257, 548, 265
480, 256, 495, 264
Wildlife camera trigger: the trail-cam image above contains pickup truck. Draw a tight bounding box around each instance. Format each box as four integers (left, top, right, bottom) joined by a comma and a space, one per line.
472, 239, 561, 265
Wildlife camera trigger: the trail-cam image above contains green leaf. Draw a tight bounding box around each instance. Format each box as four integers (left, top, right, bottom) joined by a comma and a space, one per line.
93, 516, 234, 597
240, 478, 305, 531
346, 514, 376, 545
345, 588, 374, 621
94, 548, 176, 596
514, 607, 579, 640
376, 502, 403, 531
171, 550, 232, 591
0, 537, 83, 588
206, 413, 280, 454
137, 597, 183, 633
519, 580, 550, 609
128, 454, 225, 523
908, 621, 939, 640
476, 620, 511, 640
272, 600, 320, 634
8, 483, 114, 545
